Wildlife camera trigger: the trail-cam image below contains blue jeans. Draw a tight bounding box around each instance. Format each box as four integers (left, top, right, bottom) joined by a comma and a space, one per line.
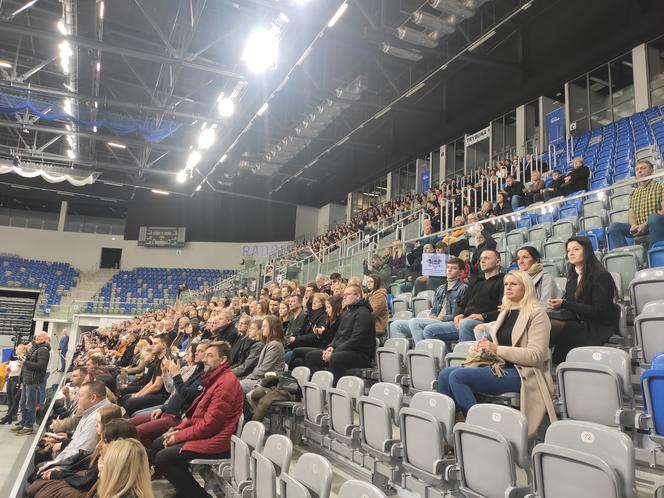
608, 214, 664, 249
38, 372, 50, 405
437, 366, 521, 415
422, 321, 459, 342
390, 320, 412, 339
390, 318, 438, 343
19, 384, 40, 428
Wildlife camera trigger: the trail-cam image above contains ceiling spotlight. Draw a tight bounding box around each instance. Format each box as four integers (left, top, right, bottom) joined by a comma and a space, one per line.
241, 28, 279, 73
63, 98, 73, 115
57, 20, 68, 35
198, 128, 216, 149
217, 94, 235, 117
220, 154, 228, 163
66, 149, 76, 159
176, 170, 188, 183
99, 1, 105, 19
151, 189, 170, 195
186, 150, 202, 170
107, 142, 126, 149
0, 60, 12, 68
195, 185, 202, 192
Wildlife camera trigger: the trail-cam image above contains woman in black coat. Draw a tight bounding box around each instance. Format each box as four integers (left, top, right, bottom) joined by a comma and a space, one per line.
547, 236, 619, 364
288, 295, 342, 369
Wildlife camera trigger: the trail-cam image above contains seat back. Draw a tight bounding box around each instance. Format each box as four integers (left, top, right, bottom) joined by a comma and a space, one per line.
399, 392, 455, 476
506, 228, 527, 248
359, 383, 403, 453
544, 239, 566, 260
605, 253, 639, 301
291, 366, 311, 389
412, 297, 431, 317
557, 347, 631, 426
377, 337, 409, 383
252, 435, 293, 498
240, 420, 265, 453
392, 299, 408, 313
528, 223, 550, 243
416, 289, 435, 301
532, 420, 636, 498
338, 480, 386, 498
552, 220, 575, 239
303, 371, 334, 424
391, 310, 413, 321
230, 436, 253, 485
327, 376, 364, 436
444, 341, 475, 367
454, 404, 529, 498
406, 339, 447, 391
630, 268, 664, 315
635, 301, 664, 364
281, 453, 333, 498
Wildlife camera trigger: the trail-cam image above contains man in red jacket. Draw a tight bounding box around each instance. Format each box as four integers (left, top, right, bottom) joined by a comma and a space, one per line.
153, 341, 243, 498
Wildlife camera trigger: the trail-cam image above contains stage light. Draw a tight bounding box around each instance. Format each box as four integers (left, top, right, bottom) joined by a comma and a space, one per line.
107, 142, 126, 149
198, 128, 216, 149
241, 28, 279, 73
66, 149, 76, 159
186, 150, 202, 170
57, 20, 68, 35
63, 98, 73, 115
176, 170, 187, 183
217, 93, 235, 117
151, 189, 169, 195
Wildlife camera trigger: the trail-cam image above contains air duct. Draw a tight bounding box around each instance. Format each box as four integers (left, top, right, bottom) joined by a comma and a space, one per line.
411, 11, 455, 34
381, 43, 423, 61
428, 0, 476, 18
396, 26, 438, 48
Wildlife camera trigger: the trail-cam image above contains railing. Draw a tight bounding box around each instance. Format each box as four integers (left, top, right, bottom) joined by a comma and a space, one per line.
34, 300, 173, 321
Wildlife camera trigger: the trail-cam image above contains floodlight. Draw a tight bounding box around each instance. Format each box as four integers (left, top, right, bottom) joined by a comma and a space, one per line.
186, 150, 202, 170
241, 28, 279, 73
198, 128, 216, 150
176, 170, 188, 183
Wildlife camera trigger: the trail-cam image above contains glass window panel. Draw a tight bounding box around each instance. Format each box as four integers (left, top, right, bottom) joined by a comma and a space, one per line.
591, 109, 612, 129
571, 117, 590, 136
648, 36, 664, 106
504, 111, 517, 151
454, 138, 465, 175
569, 74, 588, 122
589, 64, 610, 113
492, 118, 504, 155
610, 53, 634, 106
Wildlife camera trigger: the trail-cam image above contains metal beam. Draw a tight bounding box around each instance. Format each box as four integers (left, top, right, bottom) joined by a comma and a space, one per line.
17, 54, 57, 81
0, 20, 247, 80
130, 0, 177, 57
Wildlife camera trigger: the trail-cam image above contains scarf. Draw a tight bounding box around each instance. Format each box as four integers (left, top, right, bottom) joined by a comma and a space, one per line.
527, 263, 543, 277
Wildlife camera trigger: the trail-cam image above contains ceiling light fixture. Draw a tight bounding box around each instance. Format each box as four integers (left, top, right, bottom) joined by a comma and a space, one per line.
328, 2, 348, 27
57, 20, 68, 35
0, 60, 12, 68
217, 93, 235, 117
195, 185, 202, 192
99, 1, 105, 19
467, 30, 496, 51
241, 28, 279, 73
186, 150, 202, 170
63, 98, 73, 115
107, 142, 126, 149
404, 82, 426, 98
176, 170, 187, 183
257, 103, 268, 116
66, 149, 76, 159
151, 189, 170, 195
11, 0, 38, 17
96, 61, 101, 72
219, 154, 228, 163
198, 128, 216, 150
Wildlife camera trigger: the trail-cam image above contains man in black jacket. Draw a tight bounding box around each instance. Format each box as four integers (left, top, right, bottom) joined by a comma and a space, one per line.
305, 284, 376, 383
503, 175, 526, 210
542, 169, 565, 201
209, 310, 238, 345
229, 315, 263, 378
422, 249, 504, 343
12, 331, 51, 435
560, 157, 590, 196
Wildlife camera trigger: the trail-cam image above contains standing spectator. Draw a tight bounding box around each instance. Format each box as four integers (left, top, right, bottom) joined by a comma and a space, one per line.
153, 341, 243, 498
305, 284, 376, 383
58, 330, 69, 372
98, 439, 154, 498
560, 157, 590, 196
11, 331, 50, 435
607, 160, 664, 249
0, 343, 26, 424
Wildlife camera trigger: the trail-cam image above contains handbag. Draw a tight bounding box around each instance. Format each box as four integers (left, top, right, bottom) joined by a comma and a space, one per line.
276, 371, 302, 399
547, 309, 577, 321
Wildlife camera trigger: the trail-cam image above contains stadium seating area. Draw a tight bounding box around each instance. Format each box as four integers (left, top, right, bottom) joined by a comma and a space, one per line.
87, 267, 234, 314
0, 256, 79, 312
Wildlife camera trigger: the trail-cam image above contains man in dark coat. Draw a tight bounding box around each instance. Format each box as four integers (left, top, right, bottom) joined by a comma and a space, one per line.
560, 157, 590, 195
305, 284, 376, 383
12, 331, 51, 435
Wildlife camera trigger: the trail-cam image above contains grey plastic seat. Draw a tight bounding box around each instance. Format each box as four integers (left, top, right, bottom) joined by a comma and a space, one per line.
221, 421, 266, 497
635, 301, 664, 365
358, 382, 403, 459
399, 392, 455, 485
412, 297, 432, 317
608, 207, 628, 225
376, 337, 410, 383
609, 192, 632, 210
279, 453, 333, 498
528, 223, 551, 244
556, 347, 633, 427
604, 251, 641, 301
396, 292, 413, 308
450, 404, 530, 498
291, 366, 311, 389
444, 341, 475, 367
506, 227, 528, 248
543, 239, 566, 261
529, 420, 636, 498
582, 198, 607, 219
406, 339, 447, 392
391, 310, 413, 321
541, 261, 560, 278
326, 376, 365, 442
302, 370, 334, 428
251, 435, 293, 498
392, 299, 409, 314
630, 268, 664, 315
338, 480, 386, 498
417, 309, 432, 318
190, 414, 244, 466
552, 220, 576, 239
416, 289, 435, 301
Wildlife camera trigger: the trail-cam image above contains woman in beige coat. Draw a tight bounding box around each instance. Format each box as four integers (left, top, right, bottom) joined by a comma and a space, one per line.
437, 269, 556, 436
366, 274, 388, 337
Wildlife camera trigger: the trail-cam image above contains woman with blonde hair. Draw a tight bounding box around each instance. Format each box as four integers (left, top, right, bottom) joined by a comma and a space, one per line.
436, 270, 556, 436
97, 438, 153, 498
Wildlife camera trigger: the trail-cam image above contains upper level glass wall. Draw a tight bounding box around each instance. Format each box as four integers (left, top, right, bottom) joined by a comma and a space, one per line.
351, 175, 388, 214
491, 110, 517, 162
648, 35, 664, 106
391, 162, 417, 197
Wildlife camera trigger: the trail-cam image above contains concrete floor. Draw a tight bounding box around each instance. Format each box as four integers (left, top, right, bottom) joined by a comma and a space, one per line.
0, 416, 39, 497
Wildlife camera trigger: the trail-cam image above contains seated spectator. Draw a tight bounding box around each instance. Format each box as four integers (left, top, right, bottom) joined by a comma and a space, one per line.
98, 439, 154, 498
542, 169, 564, 200
267, 297, 281, 315
170, 321, 200, 357
560, 157, 590, 196
130, 343, 206, 448
331, 281, 346, 296
503, 175, 526, 210
278, 301, 292, 331
413, 240, 449, 295
391, 258, 468, 343
607, 160, 664, 249
27, 419, 138, 498
116, 332, 139, 368
479, 200, 495, 220
285, 295, 309, 341
525, 170, 545, 204
302, 283, 318, 314
305, 284, 376, 383
362, 253, 392, 288
121, 335, 169, 417
229, 316, 264, 378
547, 236, 620, 364
315, 273, 332, 294
422, 249, 504, 342
470, 228, 496, 275
289, 295, 342, 369
437, 270, 556, 436
49, 366, 88, 433
516, 246, 558, 303
39, 380, 111, 470
287, 293, 328, 358
442, 216, 470, 256
240, 316, 285, 394
388, 240, 406, 277
366, 274, 388, 337
118, 339, 151, 386
207, 309, 238, 345
153, 341, 243, 498
494, 192, 512, 216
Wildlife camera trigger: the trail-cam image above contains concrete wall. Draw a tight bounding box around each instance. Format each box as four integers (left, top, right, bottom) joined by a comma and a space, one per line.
295, 205, 319, 240
0, 225, 291, 271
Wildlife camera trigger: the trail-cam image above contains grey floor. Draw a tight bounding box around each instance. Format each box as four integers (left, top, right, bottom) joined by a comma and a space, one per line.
0, 416, 39, 497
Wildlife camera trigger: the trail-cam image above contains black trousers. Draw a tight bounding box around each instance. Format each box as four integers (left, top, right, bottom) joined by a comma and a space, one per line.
549, 319, 588, 365
123, 393, 168, 417
153, 436, 229, 498
304, 349, 372, 385
289, 347, 320, 369
3, 377, 21, 421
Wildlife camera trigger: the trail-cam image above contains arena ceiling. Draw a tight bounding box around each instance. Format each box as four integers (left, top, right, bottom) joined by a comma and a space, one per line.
0, 0, 662, 211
